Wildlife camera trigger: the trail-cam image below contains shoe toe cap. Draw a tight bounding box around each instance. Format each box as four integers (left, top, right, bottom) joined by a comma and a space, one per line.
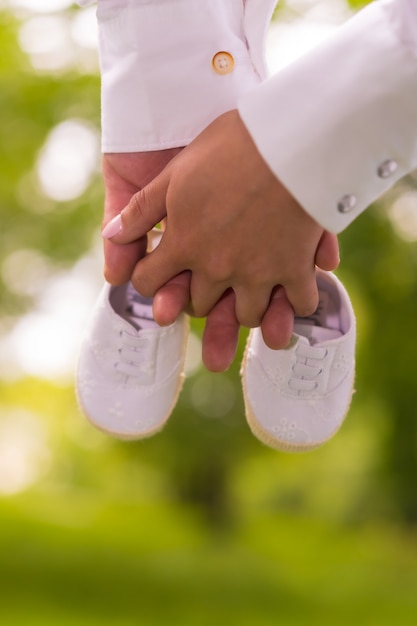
77, 368, 185, 440
243, 341, 355, 451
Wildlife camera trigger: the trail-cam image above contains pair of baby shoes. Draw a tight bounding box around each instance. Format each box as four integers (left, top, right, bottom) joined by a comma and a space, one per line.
76, 234, 355, 452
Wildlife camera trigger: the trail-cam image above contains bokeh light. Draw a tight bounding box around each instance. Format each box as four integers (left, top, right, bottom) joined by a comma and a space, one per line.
388, 191, 417, 241
36, 119, 100, 202
0, 408, 51, 495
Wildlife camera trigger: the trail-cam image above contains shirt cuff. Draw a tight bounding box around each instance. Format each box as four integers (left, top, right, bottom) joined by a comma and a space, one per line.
238, 0, 417, 233
97, 0, 261, 152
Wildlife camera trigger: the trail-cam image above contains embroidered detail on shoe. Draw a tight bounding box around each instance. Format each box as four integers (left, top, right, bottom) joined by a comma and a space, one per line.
271, 417, 310, 444
264, 366, 288, 387
333, 351, 350, 371
77, 369, 97, 396
108, 401, 124, 420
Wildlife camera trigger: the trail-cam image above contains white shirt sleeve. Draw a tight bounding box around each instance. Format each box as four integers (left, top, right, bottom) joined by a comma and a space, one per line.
239, 0, 417, 233
94, 0, 261, 152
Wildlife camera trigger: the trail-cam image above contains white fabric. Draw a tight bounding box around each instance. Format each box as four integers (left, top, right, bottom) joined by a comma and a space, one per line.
239, 0, 417, 232
77, 0, 417, 233
96, 0, 262, 151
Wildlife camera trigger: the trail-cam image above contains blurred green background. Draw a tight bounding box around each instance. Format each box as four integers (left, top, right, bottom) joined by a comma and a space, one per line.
1, 1, 417, 624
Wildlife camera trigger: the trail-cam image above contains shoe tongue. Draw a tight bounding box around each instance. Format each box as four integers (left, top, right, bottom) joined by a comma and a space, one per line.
294, 289, 343, 345
294, 323, 342, 346
123, 283, 158, 331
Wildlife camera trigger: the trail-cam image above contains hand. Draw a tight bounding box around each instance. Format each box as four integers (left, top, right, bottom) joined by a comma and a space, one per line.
101, 150, 251, 372
102, 149, 182, 285
103, 110, 340, 329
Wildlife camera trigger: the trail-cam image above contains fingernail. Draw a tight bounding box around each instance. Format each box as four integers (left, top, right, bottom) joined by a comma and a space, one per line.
101, 214, 122, 239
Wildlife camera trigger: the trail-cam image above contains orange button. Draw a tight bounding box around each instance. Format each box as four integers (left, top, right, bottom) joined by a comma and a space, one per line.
212, 51, 235, 75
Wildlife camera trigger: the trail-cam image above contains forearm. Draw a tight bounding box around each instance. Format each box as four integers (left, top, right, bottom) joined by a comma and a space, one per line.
239, 0, 417, 233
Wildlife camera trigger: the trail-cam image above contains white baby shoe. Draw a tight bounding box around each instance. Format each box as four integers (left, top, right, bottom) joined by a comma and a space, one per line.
76, 230, 189, 439
241, 270, 355, 452
76, 282, 189, 439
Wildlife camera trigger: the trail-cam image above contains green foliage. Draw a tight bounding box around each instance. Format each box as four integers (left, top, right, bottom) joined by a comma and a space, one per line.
0, 11, 102, 315
1, 494, 417, 625
339, 195, 417, 524
346, 0, 373, 9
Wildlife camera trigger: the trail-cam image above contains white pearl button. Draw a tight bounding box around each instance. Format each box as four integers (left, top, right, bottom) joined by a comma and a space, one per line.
337, 194, 357, 214
377, 159, 398, 179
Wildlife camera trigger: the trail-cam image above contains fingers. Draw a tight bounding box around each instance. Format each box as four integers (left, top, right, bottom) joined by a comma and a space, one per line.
152, 271, 191, 326
233, 285, 272, 328
202, 289, 240, 372
152, 273, 294, 372
101, 150, 184, 286
189, 274, 230, 319
189, 271, 315, 330
316, 231, 340, 271
103, 237, 147, 286
260, 286, 294, 349
154, 273, 240, 373
130, 237, 188, 297
284, 271, 319, 318
102, 169, 171, 244
155, 278, 294, 373
102, 156, 149, 285
102, 164, 189, 296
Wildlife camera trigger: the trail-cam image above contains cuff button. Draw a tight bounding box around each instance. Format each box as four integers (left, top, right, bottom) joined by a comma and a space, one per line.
337, 194, 357, 214
377, 159, 398, 179
212, 51, 235, 75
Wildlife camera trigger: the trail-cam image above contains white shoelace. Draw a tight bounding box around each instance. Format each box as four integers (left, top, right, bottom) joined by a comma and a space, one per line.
122, 283, 158, 331
115, 330, 155, 378
289, 341, 328, 393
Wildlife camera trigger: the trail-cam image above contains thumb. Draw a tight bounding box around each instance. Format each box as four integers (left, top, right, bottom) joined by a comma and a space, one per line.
101, 168, 170, 243
315, 231, 340, 271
